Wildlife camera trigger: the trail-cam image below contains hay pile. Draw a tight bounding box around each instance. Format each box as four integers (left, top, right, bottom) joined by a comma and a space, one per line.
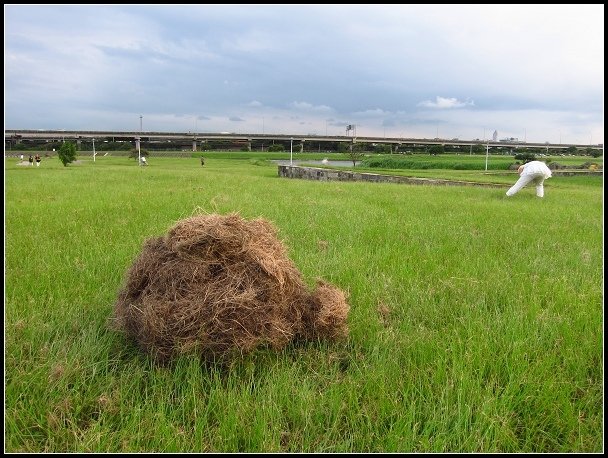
111, 213, 350, 364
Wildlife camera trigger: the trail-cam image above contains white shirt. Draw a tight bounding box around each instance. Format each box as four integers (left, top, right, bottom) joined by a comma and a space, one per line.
521, 161, 552, 179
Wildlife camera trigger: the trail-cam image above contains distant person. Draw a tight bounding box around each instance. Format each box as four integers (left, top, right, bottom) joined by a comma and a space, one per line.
20, 154, 24, 161
140, 156, 147, 166
35, 154, 41, 167
28, 155, 34, 166
200, 156, 205, 166
506, 160, 552, 198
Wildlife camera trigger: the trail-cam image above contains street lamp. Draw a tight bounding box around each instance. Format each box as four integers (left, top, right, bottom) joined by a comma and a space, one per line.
290, 137, 293, 166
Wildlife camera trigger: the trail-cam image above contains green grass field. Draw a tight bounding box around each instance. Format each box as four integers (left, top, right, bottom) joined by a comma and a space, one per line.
4, 153, 603, 452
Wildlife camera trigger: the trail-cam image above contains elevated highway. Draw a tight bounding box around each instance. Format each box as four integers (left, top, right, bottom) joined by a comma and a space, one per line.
4, 129, 602, 152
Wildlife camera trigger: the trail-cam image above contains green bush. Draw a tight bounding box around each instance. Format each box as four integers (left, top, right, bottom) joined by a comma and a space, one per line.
57, 141, 77, 166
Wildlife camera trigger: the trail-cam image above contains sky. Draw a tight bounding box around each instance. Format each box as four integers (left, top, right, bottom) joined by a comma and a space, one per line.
4, 4, 605, 145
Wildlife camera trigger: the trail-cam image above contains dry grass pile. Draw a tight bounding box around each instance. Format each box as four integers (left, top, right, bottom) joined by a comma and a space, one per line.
111, 213, 349, 364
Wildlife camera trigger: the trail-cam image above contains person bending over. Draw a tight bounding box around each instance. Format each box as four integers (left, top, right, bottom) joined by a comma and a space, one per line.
506, 160, 552, 198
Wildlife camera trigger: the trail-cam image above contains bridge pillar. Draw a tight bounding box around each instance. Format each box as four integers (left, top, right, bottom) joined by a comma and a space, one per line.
394, 143, 399, 154
77, 139, 82, 150
299, 140, 304, 153
247, 140, 252, 151
192, 140, 197, 151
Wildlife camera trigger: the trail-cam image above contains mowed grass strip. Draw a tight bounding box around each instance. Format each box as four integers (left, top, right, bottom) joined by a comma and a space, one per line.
4, 154, 603, 452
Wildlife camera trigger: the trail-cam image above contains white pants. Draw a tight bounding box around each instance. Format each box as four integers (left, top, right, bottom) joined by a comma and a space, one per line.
506, 173, 546, 197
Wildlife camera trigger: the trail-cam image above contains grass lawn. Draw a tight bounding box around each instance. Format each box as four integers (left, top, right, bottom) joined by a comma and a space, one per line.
4, 153, 603, 452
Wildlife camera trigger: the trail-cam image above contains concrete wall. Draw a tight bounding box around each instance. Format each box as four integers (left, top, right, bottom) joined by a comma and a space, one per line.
278, 165, 507, 188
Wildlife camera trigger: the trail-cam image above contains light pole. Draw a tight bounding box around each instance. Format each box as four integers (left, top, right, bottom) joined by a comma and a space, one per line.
290, 137, 293, 166
92, 138, 96, 162
138, 115, 142, 166
485, 141, 489, 171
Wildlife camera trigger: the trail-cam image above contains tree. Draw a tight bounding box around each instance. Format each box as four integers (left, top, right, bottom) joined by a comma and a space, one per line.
346, 142, 366, 166
588, 148, 602, 158
428, 145, 445, 156
472, 144, 485, 155
514, 151, 536, 163
57, 141, 77, 166
129, 148, 149, 160
373, 143, 392, 154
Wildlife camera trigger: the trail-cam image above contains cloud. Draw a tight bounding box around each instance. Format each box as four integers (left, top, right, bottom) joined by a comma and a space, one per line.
289, 101, 332, 112
4, 4, 603, 144
353, 108, 390, 117
417, 96, 475, 109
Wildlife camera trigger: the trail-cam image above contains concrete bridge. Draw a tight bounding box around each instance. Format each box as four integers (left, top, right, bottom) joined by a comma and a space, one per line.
4, 129, 601, 152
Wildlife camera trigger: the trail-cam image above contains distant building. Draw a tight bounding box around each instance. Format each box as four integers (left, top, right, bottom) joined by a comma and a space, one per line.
492, 130, 498, 141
